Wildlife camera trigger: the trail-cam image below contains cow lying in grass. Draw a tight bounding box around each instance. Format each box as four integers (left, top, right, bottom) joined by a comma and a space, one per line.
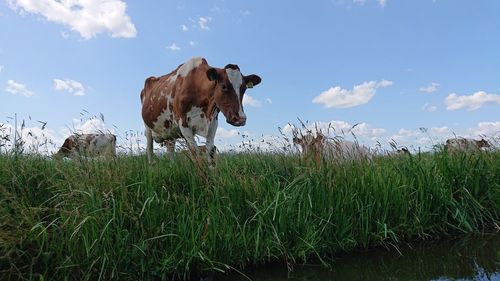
55, 133, 117, 158
293, 133, 371, 164
444, 137, 490, 152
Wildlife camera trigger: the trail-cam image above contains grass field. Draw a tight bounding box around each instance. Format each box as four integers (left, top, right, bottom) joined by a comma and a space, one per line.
0, 148, 499, 280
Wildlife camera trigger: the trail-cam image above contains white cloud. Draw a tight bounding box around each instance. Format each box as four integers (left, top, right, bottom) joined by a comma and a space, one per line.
445, 91, 500, 111
282, 120, 386, 141
216, 127, 239, 139
63, 118, 112, 135
181, 24, 188, 31
389, 128, 422, 147
167, 43, 181, 51
238, 134, 291, 153
429, 126, 450, 135
5, 80, 33, 97
198, 16, 212, 30
422, 103, 437, 112
466, 121, 500, 138
8, 0, 137, 40
388, 122, 500, 150
189, 41, 196, 47
266, 98, 272, 104
1, 116, 118, 154
243, 94, 261, 107
419, 82, 439, 93
53, 78, 85, 96
377, 0, 387, 7
0, 122, 62, 154
0, 65, 3, 72
352, 123, 387, 139
312, 80, 393, 108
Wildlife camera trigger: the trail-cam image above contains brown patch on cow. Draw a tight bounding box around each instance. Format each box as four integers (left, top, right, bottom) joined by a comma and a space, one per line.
164, 120, 172, 128
224, 64, 240, 71
476, 139, 490, 148
85, 134, 95, 143
141, 77, 169, 129
293, 133, 325, 165
57, 136, 77, 156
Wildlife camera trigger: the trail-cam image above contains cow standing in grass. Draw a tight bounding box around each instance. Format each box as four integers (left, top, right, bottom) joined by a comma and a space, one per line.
55, 133, 117, 158
444, 138, 490, 152
140, 57, 261, 165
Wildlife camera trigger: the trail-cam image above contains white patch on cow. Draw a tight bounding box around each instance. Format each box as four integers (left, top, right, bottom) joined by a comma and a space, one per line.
168, 57, 203, 84
151, 96, 180, 140
445, 138, 489, 152
89, 134, 116, 156
226, 68, 246, 119
186, 106, 210, 137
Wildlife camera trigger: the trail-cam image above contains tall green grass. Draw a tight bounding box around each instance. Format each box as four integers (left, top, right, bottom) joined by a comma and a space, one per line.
0, 149, 499, 280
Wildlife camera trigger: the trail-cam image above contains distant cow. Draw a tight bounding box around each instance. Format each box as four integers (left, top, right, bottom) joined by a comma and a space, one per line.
293, 133, 371, 163
387, 147, 411, 157
140, 57, 261, 164
444, 138, 490, 152
56, 133, 117, 158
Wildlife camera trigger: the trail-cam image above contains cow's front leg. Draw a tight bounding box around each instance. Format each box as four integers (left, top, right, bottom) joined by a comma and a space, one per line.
205, 119, 218, 167
145, 126, 155, 165
165, 140, 176, 161
179, 126, 199, 154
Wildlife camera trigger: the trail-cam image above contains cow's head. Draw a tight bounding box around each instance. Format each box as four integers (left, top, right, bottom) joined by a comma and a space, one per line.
206, 64, 261, 126
293, 133, 325, 154
476, 138, 490, 148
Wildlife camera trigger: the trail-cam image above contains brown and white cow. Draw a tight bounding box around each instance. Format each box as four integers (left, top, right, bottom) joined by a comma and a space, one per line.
55, 133, 117, 158
293, 133, 371, 164
444, 137, 490, 152
140, 57, 261, 164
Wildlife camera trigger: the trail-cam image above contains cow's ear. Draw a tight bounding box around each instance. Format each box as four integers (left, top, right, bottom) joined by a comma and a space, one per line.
244, 74, 261, 88
206, 68, 218, 81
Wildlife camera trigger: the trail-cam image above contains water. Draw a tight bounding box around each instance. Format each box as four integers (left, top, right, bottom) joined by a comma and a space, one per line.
217, 234, 500, 281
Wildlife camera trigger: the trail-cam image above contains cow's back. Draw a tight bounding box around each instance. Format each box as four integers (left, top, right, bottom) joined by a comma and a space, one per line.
86, 134, 117, 156
141, 74, 174, 129
445, 138, 487, 152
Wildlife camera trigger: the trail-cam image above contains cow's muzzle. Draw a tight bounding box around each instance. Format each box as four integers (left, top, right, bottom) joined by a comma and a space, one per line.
227, 116, 246, 127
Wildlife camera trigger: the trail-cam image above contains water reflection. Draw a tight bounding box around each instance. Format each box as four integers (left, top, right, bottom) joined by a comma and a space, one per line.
218, 234, 500, 281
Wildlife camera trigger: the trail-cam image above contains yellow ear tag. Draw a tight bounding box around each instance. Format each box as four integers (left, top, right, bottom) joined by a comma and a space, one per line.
247, 82, 254, 88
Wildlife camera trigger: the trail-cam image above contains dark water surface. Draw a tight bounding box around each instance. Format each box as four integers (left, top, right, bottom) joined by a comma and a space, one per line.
217, 234, 500, 281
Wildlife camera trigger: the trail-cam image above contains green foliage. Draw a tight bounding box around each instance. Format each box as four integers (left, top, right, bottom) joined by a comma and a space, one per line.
0, 150, 499, 280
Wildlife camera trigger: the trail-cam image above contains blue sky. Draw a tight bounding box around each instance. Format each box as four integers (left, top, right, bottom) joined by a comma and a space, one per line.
1, 0, 499, 153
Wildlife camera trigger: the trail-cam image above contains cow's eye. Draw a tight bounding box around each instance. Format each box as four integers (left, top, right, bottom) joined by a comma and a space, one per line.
221, 84, 228, 92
